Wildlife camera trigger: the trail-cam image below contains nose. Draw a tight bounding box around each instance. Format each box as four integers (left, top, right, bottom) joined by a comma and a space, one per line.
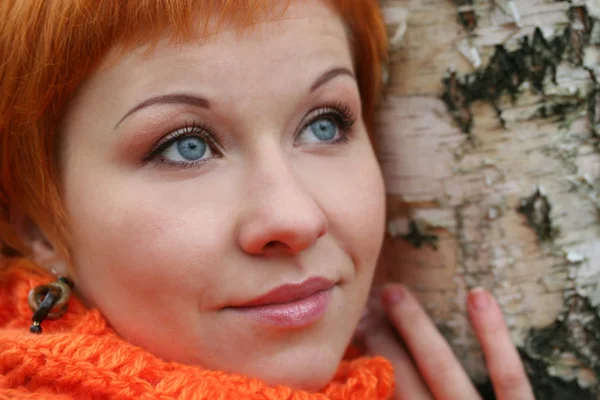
237, 157, 328, 257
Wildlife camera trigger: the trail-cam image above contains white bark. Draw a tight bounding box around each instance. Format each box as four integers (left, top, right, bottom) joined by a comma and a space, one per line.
376, 0, 600, 395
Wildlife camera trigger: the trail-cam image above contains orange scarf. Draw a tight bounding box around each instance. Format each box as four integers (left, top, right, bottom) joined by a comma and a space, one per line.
0, 261, 394, 399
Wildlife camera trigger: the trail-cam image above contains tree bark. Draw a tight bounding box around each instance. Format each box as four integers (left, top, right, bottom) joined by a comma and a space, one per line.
375, 0, 600, 398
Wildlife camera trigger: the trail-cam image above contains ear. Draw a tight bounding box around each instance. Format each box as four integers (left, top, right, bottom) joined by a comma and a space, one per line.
9, 207, 70, 277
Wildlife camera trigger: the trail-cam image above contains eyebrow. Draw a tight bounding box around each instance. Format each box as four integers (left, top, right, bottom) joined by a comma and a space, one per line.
114, 94, 210, 129
114, 67, 355, 130
310, 67, 354, 92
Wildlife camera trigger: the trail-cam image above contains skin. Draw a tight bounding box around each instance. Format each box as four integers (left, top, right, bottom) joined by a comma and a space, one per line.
22, 0, 535, 396
365, 285, 535, 400
56, 0, 386, 392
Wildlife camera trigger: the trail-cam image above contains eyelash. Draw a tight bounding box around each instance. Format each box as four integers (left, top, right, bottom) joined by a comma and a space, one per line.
144, 102, 357, 168
143, 122, 220, 168
298, 102, 356, 145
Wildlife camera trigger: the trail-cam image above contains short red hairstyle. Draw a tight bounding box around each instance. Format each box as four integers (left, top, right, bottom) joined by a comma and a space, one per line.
0, 0, 388, 261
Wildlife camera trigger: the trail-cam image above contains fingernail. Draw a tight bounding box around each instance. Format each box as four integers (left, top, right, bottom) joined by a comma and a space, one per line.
360, 308, 370, 321
382, 285, 406, 306
469, 287, 490, 311
357, 308, 370, 329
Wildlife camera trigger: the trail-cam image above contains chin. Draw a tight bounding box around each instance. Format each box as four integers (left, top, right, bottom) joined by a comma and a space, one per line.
241, 338, 347, 392
258, 353, 341, 392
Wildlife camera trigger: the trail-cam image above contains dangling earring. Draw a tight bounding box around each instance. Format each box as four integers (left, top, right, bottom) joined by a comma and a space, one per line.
27, 277, 74, 334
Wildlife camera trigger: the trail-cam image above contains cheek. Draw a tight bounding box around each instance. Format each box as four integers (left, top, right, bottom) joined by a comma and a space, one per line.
308, 141, 386, 275
63, 175, 232, 308
341, 159, 386, 274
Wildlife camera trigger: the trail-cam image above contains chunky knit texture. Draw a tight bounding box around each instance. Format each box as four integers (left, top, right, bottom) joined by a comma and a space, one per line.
0, 261, 394, 399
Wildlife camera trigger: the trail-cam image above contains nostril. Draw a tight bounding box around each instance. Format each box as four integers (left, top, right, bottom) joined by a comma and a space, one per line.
261, 240, 292, 256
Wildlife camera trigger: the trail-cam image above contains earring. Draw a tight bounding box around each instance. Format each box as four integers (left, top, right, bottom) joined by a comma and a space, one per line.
27, 276, 74, 334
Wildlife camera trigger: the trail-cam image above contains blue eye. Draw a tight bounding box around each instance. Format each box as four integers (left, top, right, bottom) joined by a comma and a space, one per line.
298, 117, 341, 144
160, 135, 213, 163
310, 119, 337, 141
177, 137, 206, 160
296, 104, 356, 146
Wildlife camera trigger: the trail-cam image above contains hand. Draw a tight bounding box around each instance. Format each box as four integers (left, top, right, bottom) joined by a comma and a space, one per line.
361, 284, 535, 400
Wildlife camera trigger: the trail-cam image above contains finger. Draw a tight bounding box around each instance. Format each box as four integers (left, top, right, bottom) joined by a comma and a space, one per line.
364, 319, 433, 400
467, 288, 535, 400
382, 284, 481, 400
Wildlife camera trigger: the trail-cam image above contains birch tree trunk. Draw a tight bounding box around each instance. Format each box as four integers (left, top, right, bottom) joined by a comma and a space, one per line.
375, 0, 600, 398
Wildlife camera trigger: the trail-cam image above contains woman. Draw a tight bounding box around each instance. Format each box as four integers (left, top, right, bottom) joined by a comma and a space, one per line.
0, 0, 534, 398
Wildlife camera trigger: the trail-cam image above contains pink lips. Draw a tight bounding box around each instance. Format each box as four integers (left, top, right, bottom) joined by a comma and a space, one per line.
228, 277, 335, 328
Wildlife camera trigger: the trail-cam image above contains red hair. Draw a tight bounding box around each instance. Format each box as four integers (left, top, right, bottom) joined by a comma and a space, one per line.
0, 0, 388, 262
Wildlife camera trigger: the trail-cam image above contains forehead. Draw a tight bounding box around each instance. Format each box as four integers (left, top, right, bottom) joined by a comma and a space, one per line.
95, 1, 350, 92
57, 0, 357, 154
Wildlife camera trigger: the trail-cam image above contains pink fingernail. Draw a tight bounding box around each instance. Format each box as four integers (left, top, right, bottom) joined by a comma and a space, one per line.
383, 285, 406, 306
469, 287, 490, 311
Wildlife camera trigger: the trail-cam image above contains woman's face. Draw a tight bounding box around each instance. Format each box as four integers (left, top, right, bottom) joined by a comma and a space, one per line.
59, 0, 385, 391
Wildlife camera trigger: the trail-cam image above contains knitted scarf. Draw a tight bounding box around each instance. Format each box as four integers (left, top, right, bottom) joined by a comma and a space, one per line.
0, 261, 394, 399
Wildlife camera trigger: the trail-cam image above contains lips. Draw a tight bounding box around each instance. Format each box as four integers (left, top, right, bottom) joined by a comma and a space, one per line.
234, 277, 335, 307
228, 277, 336, 328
